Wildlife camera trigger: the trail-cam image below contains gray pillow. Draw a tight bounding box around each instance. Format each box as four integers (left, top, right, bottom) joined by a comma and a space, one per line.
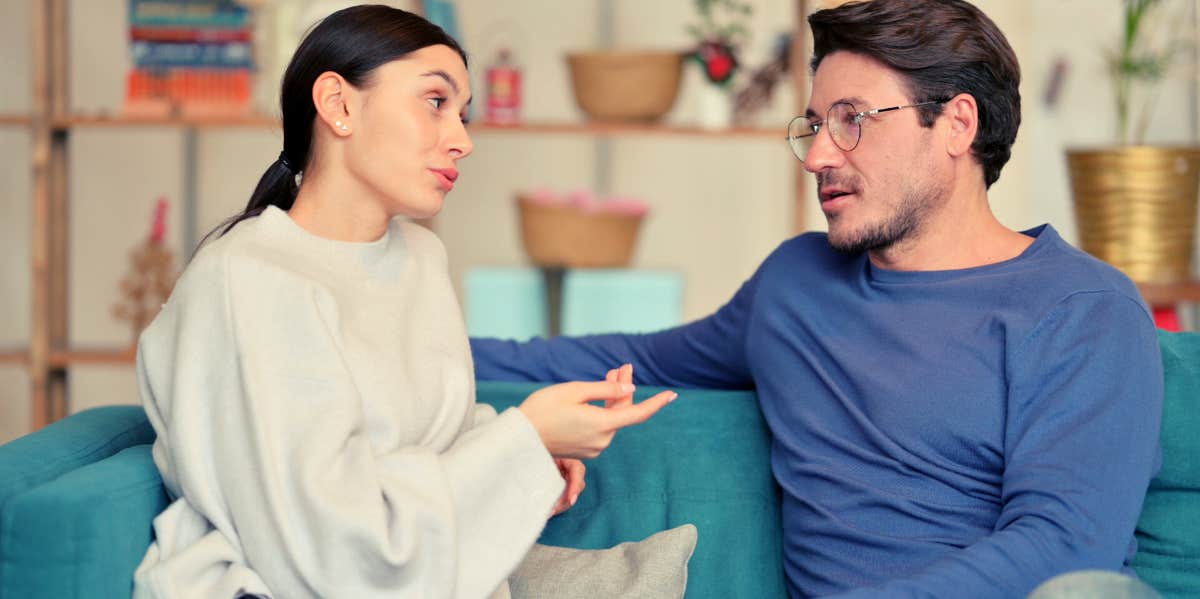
509, 524, 697, 599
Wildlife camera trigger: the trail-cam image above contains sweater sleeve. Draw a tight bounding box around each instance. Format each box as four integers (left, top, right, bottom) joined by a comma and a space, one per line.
144, 252, 563, 599
470, 266, 762, 390
824, 291, 1163, 599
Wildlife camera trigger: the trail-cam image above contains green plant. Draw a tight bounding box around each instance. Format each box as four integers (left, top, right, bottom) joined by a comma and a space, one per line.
1109, 0, 1188, 144
686, 0, 753, 46
686, 0, 753, 85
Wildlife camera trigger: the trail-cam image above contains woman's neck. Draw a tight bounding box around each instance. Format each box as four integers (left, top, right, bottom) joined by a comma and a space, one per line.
288, 164, 391, 242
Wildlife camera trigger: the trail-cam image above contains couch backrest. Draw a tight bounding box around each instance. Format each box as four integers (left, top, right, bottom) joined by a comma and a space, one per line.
475, 381, 787, 599
1131, 331, 1200, 598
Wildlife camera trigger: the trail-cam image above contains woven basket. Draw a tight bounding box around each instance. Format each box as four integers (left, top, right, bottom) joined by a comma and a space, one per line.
566, 50, 684, 122
1068, 146, 1200, 283
517, 196, 644, 268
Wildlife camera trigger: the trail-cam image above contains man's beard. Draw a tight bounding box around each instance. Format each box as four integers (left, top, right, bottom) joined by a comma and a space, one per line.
826, 201, 922, 255
821, 173, 940, 256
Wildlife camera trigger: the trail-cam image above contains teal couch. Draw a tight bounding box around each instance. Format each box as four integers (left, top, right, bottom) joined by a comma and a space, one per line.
1, 331, 1197, 599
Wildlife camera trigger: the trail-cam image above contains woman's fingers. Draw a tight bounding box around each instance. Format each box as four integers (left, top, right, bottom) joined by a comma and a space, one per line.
607, 390, 678, 429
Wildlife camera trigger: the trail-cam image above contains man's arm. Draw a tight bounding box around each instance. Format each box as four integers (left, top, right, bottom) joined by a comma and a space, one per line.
471, 267, 764, 390
827, 291, 1163, 599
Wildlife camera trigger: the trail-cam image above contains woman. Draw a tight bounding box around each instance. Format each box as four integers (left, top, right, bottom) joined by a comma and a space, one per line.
131, 6, 676, 598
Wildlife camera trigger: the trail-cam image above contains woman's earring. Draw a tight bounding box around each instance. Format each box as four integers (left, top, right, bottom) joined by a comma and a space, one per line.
335, 120, 349, 132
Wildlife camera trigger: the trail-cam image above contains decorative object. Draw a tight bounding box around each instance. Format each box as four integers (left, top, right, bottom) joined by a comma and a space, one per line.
485, 47, 522, 124
686, 0, 753, 129
733, 32, 791, 126
112, 198, 177, 348
1067, 0, 1199, 283
1069, 147, 1200, 283
566, 50, 684, 122
517, 189, 648, 268
124, 0, 255, 118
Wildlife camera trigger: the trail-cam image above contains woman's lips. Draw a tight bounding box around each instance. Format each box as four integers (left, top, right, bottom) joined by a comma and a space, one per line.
430, 168, 458, 191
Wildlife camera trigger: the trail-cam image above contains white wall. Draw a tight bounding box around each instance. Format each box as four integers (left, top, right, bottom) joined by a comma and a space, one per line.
2, 0, 1198, 442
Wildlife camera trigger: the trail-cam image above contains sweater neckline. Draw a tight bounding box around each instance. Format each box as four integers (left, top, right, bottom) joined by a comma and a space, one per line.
866, 224, 1055, 284
260, 205, 394, 263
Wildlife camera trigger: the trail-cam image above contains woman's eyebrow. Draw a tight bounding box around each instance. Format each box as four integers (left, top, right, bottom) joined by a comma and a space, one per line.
421, 70, 461, 95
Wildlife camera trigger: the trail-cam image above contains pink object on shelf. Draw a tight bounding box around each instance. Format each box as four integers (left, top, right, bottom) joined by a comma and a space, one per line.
149, 197, 169, 243
567, 189, 597, 212
525, 188, 562, 205
598, 197, 649, 217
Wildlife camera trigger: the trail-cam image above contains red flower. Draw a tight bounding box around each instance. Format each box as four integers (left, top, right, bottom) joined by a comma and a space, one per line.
707, 53, 734, 82
693, 40, 739, 85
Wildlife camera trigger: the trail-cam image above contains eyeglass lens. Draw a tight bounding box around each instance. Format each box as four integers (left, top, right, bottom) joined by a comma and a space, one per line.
788, 102, 861, 162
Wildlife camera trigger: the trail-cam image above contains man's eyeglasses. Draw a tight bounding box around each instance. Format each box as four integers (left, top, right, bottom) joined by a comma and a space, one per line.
787, 100, 948, 162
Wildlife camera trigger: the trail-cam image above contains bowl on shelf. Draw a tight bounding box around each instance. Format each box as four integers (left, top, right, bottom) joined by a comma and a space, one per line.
517, 194, 645, 268
566, 49, 684, 122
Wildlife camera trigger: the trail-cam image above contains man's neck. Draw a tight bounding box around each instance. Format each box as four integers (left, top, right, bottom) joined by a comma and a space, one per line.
867, 183, 1034, 272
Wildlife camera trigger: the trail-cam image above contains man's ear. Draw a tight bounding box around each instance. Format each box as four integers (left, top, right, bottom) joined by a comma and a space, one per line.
312, 71, 356, 136
944, 93, 979, 158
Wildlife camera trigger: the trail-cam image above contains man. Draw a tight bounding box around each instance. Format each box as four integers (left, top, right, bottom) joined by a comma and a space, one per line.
471, 1, 1163, 597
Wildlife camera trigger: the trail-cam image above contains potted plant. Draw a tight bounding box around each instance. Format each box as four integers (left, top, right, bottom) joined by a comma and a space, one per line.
1067, 0, 1200, 284
686, 0, 753, 129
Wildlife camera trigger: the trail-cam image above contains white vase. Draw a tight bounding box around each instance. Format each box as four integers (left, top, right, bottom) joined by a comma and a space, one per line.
696, 83, 733, 130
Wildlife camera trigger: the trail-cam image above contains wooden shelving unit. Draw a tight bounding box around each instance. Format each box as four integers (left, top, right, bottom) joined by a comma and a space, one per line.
48, 114, 787, 138
48, 348, 136, 368
17, 0, 1200, 432
0, 115, 33, 126
0, 348, 29, 365
18, 1, 814, 430
469, 121, 787, 139
1136, 281, 1200, 308
53, 113, 281, 129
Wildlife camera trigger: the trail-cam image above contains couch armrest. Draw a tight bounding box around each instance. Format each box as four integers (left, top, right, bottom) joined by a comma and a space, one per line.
0, 444, 168, 599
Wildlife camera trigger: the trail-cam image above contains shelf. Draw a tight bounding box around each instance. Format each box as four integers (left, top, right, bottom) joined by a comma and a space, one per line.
48, 348, 136, 368
53, 113, 280, 130
469, 121, 786, 139
0, 114, 32, 126
46, 114, 785, 139
1137, 280, 1200, 307
0, 348, 28, 365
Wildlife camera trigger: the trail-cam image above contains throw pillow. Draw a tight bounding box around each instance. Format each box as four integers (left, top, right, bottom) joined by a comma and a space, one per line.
509, 524, 697, 599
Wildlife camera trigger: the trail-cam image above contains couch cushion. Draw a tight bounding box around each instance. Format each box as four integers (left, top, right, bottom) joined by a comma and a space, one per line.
1131, 330, 1200, 598
510, 524, 697, 598
476, 381, 786, 599
0, 444, 169, 599
0, 405, 154, 510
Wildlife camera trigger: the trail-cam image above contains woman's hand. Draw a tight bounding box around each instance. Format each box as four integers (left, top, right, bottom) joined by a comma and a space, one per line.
519, 368, 676, 459
550, 458, 586, 516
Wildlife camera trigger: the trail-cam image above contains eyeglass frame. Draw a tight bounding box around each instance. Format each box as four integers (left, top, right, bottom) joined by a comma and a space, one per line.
787, 99, 950, 161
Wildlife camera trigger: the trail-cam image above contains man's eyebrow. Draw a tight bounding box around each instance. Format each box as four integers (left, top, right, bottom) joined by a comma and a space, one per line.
805, 96, 869, 119
421, 69, 461, 96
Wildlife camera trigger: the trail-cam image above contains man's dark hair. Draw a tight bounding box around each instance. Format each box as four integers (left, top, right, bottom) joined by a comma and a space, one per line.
809, 0, 1020, 188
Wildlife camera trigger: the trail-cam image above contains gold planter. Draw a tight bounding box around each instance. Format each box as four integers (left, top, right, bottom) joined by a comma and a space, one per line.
1067, 146, 1200, 283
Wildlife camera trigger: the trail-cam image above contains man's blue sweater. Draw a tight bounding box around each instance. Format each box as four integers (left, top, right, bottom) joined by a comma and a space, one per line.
471, 225, 1163, 598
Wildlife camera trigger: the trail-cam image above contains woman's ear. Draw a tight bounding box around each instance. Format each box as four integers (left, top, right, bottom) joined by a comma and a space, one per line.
944, 93, 979, 158
312, 71, 355, 136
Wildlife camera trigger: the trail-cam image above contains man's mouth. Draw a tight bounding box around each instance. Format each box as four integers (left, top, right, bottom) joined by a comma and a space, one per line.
820, 189, 855, 203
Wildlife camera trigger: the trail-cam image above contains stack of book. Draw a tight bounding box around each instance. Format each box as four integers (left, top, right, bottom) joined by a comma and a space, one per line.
124, 0, 255, 119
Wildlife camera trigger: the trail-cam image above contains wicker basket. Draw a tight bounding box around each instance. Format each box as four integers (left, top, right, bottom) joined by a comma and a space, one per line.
1068, 146, 1200, 283
517, 196, 644, 268
566, 50, 684, 122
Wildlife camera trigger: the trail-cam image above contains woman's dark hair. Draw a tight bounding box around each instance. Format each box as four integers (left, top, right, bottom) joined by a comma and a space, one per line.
808, 0, 1020, 188
204, 4, 466, 243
